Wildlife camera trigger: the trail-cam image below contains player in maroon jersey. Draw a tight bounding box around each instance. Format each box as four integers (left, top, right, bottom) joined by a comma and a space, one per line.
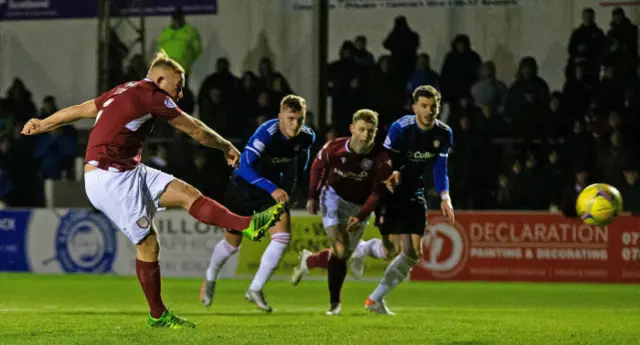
20, 50, 284, 328
290, 109, 392, 315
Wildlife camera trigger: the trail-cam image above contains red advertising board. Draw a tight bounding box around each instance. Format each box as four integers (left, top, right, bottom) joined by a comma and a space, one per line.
410, 213, 640, 283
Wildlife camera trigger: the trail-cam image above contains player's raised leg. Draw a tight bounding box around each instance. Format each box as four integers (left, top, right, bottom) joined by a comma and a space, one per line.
159, 179, 285, 241
245, 212, 291, 312
349, 232, 396, 279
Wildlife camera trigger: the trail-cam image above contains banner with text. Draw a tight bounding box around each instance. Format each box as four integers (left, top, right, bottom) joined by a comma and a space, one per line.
411, 213, 640, 283
0, 209, 236, 278
290, 0, 535, 11
0, 0, 217, 20
236, 214, 389, 279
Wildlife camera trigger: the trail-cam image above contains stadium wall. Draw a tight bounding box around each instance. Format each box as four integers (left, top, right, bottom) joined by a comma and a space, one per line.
0, 209, 638, 283
1, 0, 637, 124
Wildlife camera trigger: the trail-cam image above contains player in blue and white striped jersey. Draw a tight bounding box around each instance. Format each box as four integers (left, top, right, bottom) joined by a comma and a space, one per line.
200, 95, 315, 312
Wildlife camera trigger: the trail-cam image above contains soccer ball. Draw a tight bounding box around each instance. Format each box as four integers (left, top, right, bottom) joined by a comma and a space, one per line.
576, 183, 623, 226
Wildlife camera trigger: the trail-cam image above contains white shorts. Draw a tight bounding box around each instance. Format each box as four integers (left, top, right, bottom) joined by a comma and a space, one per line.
319, 185, 370, 251
84, 163, 175, 244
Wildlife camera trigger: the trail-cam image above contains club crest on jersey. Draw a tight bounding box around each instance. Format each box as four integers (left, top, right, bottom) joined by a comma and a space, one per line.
433, 140, 440, 148
361, 158, 373, 170
136, 216, 150, 229
293, 145, 301, 152
164, 98, 177, 109
341, 157, 347, 164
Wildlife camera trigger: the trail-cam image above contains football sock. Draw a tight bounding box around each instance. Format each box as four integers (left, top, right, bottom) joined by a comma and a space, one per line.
327, 254, 347, 305
306, 248, 331, 269
249, 232, 291, 291
354, 238, 387, 260
369, 253, 416, 301
188, 196, 251, 231
135, 259, 167, 318
206, 239, 239, 281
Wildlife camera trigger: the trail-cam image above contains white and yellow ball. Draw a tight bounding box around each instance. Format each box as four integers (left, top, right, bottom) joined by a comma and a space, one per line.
576, 183, 623, 226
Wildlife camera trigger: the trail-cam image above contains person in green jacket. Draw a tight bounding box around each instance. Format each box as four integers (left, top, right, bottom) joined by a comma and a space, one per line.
156, 8, 202, 77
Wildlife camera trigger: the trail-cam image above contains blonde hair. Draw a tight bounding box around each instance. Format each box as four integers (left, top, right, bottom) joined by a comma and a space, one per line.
280, 94, 307, 114
149, 49, 185, 74
352, 109, 379, 126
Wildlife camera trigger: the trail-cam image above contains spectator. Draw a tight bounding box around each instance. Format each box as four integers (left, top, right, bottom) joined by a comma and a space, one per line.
447, 93, 483, 135
505, 57, 550, 122
0, 99, 15, 139
257, 57, 291, 95
328, 41, 362, 130
539, 149, 565, 209
198, 57, 240, 107
353, 35, 375, 73
604, 37, 636, 84
562, 61, 596, 122
595, 130, 629, 187
198, 88, 235, 136
546, 91, 570, 139
33, 126, 78, 180
607, 8, 638, 60
237, 71, 260, 121
407, 53, 440, 95
449, 115, 483, 209
620, 161, 640, 215
5, 78, 37, 122
561, 168, 590, 218
39, 96, 58, 118
566, 8, 605, 81
596, 61, 626, 114
471, 61, 508, 117
506, 159, 529, 210
156, 7, 202, 78
440, 34, 482, 104
383, 16, 420, 84
369, 55, 404, 128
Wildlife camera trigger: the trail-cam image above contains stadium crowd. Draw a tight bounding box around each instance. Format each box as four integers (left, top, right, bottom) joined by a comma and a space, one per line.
0, 7, 638, 215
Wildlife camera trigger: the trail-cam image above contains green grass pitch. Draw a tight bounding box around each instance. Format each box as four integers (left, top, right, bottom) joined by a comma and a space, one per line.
1, 273, 639, 344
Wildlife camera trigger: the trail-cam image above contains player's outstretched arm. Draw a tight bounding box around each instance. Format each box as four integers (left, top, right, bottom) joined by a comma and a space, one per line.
168, 112, 240, 166
21, 100, 98, 135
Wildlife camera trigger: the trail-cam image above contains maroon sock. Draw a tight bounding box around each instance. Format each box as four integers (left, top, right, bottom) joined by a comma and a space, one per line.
135, 259, 167, 318
306, 248, 331, 269
327, 255, 347, 305
189, 196, 251, 230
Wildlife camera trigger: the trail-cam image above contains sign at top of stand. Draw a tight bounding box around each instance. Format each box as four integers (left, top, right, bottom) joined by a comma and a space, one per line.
289, 0, 537, 11
0, 0, 217, 20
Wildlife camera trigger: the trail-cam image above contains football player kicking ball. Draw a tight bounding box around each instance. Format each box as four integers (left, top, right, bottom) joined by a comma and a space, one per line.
365, 85, 455, 315
21, 50, 284, 328
290, 109, 392, 315
201, 95, 315, 312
